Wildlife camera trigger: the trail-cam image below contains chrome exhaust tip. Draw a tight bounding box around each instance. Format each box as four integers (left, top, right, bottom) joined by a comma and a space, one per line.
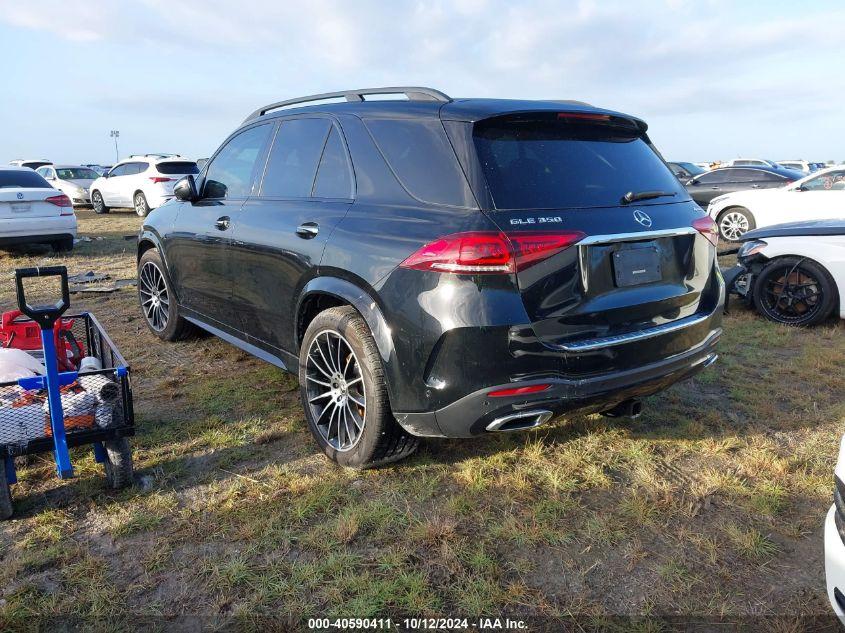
486, 409, 553, 433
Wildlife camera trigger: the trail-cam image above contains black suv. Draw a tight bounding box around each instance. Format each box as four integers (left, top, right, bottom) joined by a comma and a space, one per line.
137, 87, 724, 468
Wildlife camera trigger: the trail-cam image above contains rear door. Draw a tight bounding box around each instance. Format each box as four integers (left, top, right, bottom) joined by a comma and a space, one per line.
166, 123, 274, 332
686, 169, 734, 205
467, 113, 720, 371
231, 117, 354, 355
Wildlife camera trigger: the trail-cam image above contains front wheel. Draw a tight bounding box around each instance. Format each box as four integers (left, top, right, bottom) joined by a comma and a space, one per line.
299, 306, 418, 468
91, 190, 109, 214
752, 256, 838, 326
134, 192, 150, 217
138, 249, 195, 340
717, 207, 756, 241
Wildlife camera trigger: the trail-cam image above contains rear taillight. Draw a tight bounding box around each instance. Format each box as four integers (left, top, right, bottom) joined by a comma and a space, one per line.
150, 177, 173, 183
46, 194, 74, 215
399, 231, 585, 274
692, 216, 719, 247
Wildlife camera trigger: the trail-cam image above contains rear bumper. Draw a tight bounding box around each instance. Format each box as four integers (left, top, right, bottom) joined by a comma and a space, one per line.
396, 325, 721, 438
0, 216, 77, 245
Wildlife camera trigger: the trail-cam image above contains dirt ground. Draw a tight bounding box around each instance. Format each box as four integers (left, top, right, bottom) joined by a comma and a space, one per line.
0, 208, 843, 630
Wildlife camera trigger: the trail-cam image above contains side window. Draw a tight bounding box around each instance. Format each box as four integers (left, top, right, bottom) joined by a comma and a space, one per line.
731, 169, 762, 183
204, 124, 272, 199
802, 170, 845, 191
365, 118, 476, 207
134, 162, 149, 175
36, 167, 50, 178
261, 118, 331, 198
109, 165, 127, 177
756, 171, 787, 182
313, 127, 353, 198
696, 170, 730, 184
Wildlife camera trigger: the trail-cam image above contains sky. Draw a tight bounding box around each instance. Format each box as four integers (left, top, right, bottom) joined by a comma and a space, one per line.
0, 0, 843, 165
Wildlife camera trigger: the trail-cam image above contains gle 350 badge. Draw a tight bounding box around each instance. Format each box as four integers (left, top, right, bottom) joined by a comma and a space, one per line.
509, 216, 562, 225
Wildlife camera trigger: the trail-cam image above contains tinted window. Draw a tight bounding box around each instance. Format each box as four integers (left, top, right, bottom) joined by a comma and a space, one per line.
109, 164, 129, 177
473, 115, 685, 209
313, 127, 353, 198
261, 118, 330, 198
0, 170, 50, 189
204, 124, 272, 199
696, 170, 732, 184
133, 162, 150, 174
755, 171, 788, 182
156, 161, 199, 175
366, 118, 476, 207
730, 169, 767, 183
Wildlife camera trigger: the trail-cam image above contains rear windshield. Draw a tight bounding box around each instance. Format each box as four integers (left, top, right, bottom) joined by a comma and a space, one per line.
0, 170, 50, 189
156, 161, 199, 175
473, 114, 687, 210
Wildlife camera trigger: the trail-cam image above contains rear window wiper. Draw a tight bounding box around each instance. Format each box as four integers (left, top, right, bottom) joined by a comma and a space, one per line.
621, 190, 677, 204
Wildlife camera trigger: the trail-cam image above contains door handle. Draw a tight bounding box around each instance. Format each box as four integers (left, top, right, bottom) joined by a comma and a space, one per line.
296, 222, 319, 239
215, 216, 230, 231
710, 186, 719, 190
751, 184, 760, 188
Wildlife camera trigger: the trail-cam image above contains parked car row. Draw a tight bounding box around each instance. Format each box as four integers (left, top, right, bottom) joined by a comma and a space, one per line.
7, 155, 199, 217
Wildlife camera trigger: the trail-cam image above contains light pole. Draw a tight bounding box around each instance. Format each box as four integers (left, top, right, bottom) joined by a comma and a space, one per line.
110, 130, 120, 163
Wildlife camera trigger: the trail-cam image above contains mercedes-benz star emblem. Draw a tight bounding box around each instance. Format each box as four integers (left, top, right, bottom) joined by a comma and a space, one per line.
633, 209, 652, 228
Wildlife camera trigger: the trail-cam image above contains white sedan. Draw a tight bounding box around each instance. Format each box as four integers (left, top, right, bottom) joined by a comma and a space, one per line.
0, 166, 77, 252
707, 166, 845, 241
826, 434, 845, 625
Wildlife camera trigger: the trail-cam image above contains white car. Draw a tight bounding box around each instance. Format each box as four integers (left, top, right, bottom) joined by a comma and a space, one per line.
707, 166, 845, 241
36, 164, 100, 207
9, 159, 52, 171
825, 434, 845, 624
724, 158, 780, 168
726, 219, 844, 325
0, 167, 77, 252
777, 160, 825, 174
89, 155, 199, 217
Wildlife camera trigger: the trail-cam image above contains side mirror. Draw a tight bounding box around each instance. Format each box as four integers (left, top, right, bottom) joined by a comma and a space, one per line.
174, 175, 199, 202
686, 179, 698, 186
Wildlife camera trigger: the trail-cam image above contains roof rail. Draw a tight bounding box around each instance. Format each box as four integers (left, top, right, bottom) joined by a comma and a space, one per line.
244, 86, 451, 122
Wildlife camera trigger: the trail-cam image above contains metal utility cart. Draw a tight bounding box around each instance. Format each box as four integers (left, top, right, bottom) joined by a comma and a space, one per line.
0, 266, 134, 519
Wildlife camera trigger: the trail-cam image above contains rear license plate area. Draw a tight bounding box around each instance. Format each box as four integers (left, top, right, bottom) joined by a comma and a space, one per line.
10, 203, 31, 213
613, 243, 662, 287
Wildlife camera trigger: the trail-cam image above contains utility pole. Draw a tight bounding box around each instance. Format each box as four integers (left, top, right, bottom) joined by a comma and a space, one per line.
110, 130, 120, 163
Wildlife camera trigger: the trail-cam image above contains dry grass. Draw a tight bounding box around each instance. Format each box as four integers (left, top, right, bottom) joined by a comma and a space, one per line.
0, 210, 842, 625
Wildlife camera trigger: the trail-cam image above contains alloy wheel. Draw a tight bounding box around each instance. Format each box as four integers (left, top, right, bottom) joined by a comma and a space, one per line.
759, 263, 823, 324
92, 192, 103, 213
304, 330, 366, 452
719, 211, 749, 240
135, 193, 148, 216
138, 261, 170, 331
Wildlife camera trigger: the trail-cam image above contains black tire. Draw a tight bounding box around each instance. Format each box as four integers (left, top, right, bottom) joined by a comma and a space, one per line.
134, 191, 150, 217
717, 207, 756, 242
51, 237, 74, 253
0, 461, 13, 520
103, 438, 134, 489
138, 248, 195, 341
299, 306, 418, 469
91, 190, 109, 214
752, 256, 838, 326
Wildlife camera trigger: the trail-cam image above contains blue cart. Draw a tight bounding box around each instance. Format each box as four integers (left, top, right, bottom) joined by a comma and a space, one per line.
0, 266, 135, 519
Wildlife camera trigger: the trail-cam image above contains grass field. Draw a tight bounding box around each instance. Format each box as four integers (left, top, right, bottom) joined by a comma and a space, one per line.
0, 209, 843, 628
